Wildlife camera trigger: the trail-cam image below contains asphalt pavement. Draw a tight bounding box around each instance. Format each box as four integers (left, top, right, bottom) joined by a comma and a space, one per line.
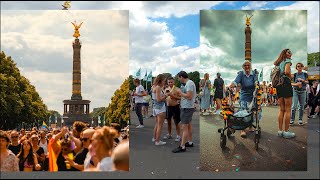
200, 105, 310, 172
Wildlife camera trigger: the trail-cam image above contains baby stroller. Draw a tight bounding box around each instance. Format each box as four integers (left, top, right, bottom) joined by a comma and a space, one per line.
218, 81, 262, 150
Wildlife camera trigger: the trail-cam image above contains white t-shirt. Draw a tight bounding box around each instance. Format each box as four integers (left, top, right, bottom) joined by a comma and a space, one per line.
39, 139, 48, 155
97, 157, 113, 171
134, 85, 145, 103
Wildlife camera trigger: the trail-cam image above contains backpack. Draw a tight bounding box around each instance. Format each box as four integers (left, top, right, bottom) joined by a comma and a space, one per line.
270, 66, 284, 87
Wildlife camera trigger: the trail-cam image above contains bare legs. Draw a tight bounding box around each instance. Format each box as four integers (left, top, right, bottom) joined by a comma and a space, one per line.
278, 97, 292, 131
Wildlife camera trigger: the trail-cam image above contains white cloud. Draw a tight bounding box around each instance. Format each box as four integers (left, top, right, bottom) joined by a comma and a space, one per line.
241, 1, 268, 10
1, 10, 128, 114
275, 1, 319, 53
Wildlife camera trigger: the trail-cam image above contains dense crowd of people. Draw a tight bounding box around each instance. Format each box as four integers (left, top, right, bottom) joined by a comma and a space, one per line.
0, 121, 129, 172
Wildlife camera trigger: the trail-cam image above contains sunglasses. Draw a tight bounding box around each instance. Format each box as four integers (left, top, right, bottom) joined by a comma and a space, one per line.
297, 66, 303, 68
244, 65, 251, 67
61, 148, 69, 151
11, 136, 18, 139
80, 138, 89, 142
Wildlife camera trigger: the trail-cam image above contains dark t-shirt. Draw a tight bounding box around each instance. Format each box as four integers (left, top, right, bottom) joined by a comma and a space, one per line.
214, 78, 224, 92
57, 151, 75, 171
8, 144, 21, 156
36, 147, 45, 157
71, 148, 89, 171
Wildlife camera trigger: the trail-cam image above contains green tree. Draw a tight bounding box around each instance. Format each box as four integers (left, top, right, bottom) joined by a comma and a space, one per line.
0, 51, 49, 130
104, 78, 130, 128
307, 52, 320, 67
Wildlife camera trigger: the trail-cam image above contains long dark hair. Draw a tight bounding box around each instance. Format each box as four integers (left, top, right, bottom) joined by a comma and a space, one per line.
274, 49, 289, 66
17, 140, 34, 165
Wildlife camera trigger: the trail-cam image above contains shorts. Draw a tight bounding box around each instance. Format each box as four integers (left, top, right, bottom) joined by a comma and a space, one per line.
153, 104, 166, 116
143, 102, 149, 107
276, 77, 293, 98
180, 108, 195, 124
262, 92, 268, 99
166, 105, 181, 124
214, 91, 223, 99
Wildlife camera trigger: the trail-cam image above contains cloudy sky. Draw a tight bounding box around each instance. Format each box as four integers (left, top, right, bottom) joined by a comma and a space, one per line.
1, 1, 319, 113
1, 10, 129, 115
200, 10, 307, 85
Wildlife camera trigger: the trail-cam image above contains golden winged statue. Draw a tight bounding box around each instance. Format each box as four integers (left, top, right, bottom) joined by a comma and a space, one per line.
246, 15, 253, 26
71, 21, 83, 38
62, 1, 71, 10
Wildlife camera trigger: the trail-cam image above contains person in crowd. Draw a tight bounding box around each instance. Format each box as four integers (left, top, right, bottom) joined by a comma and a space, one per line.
164, 77, 181, 142
274, 49, 295, 138
17, 140, 41, 171
66, 128, 95, 171
229, 60, 260, 138
214, 73, 225, 114
0, 130, 19, 171
172, 71, 196, 153
153, 74, 169, 146
111, 140, 129, 171
89, 126, 117, 171
38, 131, 48, 155
261, 81, 268, 106
30, 134, 46, 171
8, 130, 21, 156
308, 81, 319, 118
290, 62, 309, 125
72, 121, 87, 139
133, 78, 147, 128
200, 73, 212, 115
142, 91, 151, 118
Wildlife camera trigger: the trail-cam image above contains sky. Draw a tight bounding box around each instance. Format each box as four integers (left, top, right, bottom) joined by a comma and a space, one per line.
1, 1, 319, 113
200, 10, 307, 85
1, 10, 129, 115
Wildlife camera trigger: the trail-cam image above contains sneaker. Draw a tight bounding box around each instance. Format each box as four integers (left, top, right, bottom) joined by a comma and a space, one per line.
185, 142, 194, 147
155, 141, 166, 146
307, 115, 313, 119
283, 131, 295, 139
289, 121, 294, 126
152, 137, 155, 142
163, 134, 172, 139
312, 115, 317, 118
203, 112, 210, 116
175, 136, 181, 142
136, 125, 144, 128
172, 146, 186, 153
277, 131, 283, 137
298, 121, 304, 126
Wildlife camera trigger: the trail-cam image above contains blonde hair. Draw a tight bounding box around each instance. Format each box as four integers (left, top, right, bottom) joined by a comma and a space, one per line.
94, 126, 117, 151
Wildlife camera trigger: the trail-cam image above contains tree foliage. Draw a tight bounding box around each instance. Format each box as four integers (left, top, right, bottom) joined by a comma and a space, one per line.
0, 51, 49, 130
104, 78, 130, 128
307, 52, 319, 67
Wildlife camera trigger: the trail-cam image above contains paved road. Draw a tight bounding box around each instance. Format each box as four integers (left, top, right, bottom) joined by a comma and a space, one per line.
129, 105, 200, 178
200, 105, 309, 172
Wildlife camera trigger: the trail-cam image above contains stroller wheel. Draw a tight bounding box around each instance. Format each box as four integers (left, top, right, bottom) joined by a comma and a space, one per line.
227, 129, 233, 138
220, 135, 227, 149
254, 134, 259, 150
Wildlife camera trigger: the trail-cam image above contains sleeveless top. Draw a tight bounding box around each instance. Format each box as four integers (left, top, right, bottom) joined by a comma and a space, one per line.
19, 156, 34, 171
153, 88, 165, 109
39, 139, 48, 155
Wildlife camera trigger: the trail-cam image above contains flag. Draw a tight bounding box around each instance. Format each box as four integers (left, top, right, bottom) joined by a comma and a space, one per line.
258, 68, 263, 82
143, 71, 147, 81
147, 70, 153, 82
135, 68, 141, 79
42, 121, 49, 130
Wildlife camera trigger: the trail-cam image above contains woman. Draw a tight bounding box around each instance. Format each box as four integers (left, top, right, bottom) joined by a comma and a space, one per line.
274, 49, 295, 138
17, 140, 41, 171
89, 126, 117, 171
229, 60, 260, 138
30, 134, 46, 171
153, 74, 170, 146
214, 73, 225, 114
151, 77, 158, 142
200, 73, 212, 115
290, 62, 308, 125
308, 81, 319, 118
0, 130, 19, 171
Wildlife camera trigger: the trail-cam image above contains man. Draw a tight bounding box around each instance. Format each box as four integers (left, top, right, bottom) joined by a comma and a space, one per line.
172, 71, 196, 153
111, 140, 129, 171
133, 78, 147, 128
164, 77, 181, 142
8, 130, 21, 155
261, 81, 268, 106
